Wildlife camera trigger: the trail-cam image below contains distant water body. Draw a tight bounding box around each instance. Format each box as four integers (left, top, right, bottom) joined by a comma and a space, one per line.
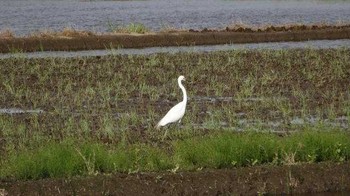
1, 0, 349, 35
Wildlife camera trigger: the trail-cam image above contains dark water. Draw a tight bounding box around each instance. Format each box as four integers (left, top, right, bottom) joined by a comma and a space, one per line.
1, 0, 350, 36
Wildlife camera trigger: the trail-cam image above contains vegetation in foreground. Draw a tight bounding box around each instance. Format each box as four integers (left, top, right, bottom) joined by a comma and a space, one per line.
1, 129, 349, 180
0, 48, 349, 180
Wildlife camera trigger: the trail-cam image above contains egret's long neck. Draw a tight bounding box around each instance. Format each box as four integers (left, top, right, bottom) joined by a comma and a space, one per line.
178, 79, 187, 104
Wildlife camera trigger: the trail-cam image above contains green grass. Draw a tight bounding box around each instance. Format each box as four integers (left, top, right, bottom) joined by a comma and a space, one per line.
0, 140, 172, 180
174, 129, 350, 169
174, 131, 279, 168
1, 129, 349, 180
108, 22, 149, 34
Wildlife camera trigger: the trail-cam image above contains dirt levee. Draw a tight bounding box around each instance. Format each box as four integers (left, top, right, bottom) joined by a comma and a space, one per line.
1, 25, 349, 53
1, 162, 349, 195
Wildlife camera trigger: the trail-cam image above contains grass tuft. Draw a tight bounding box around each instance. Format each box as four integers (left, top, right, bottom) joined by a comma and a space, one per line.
111, 23, 149, 34
174, 132, 280, 168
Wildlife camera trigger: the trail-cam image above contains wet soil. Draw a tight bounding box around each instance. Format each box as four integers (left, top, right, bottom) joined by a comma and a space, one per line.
1, 26, 350, 53
1, 162, 349, 195
0, 49, 348, 148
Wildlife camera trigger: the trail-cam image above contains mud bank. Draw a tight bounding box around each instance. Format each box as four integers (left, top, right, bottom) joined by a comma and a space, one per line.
1, 26, 350, 53
1, 162, 349, 195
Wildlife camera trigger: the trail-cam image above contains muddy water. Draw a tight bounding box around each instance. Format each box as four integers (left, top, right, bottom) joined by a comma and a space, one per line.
1, 0, 350, 36
1, 39, 349, 59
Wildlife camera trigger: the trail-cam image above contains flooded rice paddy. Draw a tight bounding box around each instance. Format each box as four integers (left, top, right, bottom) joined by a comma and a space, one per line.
0, 48, 349, 146
1, 0, 350, 35
1, 95, 347, 134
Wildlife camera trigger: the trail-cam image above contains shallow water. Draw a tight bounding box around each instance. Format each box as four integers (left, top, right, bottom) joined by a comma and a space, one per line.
197, 115, 349, 132
0, 108, 44, 114
191, 96, 289, 102
1, 39, 349, 59
1, 0, 350, 36
1, 105, 347, 132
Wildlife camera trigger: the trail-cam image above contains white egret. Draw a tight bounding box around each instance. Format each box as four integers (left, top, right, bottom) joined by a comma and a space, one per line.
156, 75, 187, 132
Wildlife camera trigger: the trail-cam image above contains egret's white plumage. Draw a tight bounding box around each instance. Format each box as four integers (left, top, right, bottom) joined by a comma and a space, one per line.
156, 75, 187, 129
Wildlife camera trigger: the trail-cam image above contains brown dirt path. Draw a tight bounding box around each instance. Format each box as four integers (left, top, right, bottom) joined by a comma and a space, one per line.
1, 162, 349, 195
1, 26, 349, 53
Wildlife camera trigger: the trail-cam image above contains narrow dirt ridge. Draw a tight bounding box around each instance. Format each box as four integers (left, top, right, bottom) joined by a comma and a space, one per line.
1, 26, 349, 53
1, 162, 349, 195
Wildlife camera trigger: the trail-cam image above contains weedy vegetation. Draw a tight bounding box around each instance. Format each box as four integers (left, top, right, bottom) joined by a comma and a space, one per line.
107, 22, 150, 34
0, 48, 349, 180
1, 129, 349, 180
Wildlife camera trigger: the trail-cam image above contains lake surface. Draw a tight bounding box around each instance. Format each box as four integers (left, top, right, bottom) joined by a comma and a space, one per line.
1, 0, 350, 36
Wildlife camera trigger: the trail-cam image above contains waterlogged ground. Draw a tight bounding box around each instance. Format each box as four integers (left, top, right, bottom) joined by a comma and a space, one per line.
1, 0, 350, 35
0, 48, 349, 147
0, 48, 350, 194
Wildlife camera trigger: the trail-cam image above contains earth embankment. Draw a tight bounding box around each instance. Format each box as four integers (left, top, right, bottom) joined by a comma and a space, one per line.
1, 162, 349, 195
1, 25, 349, 53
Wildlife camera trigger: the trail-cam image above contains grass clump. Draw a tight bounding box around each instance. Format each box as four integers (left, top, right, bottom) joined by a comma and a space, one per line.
174, 132, 279, 168
106, 21, 149, 34
2, 140, 106, 179
111, 23, 149, 34
1, 140, 173, 180
110, 144, 172, 172
283, 130, 350, 163
173, 129, 350, 169
1, 130, 350, 180
0, 29, 15, 38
